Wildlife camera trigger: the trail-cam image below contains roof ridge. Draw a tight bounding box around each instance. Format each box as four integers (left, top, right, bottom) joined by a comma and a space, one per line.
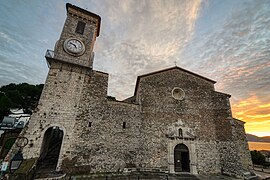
138, 66, 216, 83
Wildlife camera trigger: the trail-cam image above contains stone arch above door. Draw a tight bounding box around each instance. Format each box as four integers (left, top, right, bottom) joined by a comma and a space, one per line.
168, 140, 197, 174
174, 143, 190, 172
39, 124, 66, 171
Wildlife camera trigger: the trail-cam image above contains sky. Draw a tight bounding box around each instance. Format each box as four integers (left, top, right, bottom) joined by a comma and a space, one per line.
0, 0, 269, 137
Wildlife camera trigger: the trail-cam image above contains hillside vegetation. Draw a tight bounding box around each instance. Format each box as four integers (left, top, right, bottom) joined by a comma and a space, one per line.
0, 83, 43, 120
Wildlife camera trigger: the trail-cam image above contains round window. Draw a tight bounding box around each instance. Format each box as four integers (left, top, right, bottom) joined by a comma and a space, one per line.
172, 87, 185, 100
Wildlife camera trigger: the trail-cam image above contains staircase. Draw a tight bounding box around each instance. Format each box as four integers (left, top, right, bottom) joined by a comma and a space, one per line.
69, 172, 200, 180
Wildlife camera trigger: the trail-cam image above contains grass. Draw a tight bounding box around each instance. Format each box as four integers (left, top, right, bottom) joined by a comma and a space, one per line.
15, 158, 37, 174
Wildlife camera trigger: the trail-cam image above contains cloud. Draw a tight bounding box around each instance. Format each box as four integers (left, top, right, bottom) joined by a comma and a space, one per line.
245, 119, 270, 137
232, 95, 270, 136
175, 1, 270, 136
0, 0, 203, 99
180, 1, 270, 103
246, 120, 270, 126
92, 0, 202, 99
0, 0, 269, 135
259, 103, 270, 108
0, 1, 65, 86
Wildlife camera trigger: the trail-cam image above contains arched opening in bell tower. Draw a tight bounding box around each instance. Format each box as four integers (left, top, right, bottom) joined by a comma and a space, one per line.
38, 126, 64, 171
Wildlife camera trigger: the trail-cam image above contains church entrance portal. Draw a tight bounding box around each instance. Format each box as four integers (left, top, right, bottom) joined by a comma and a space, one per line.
174, 144, 190, 172
38, 126, 63, 171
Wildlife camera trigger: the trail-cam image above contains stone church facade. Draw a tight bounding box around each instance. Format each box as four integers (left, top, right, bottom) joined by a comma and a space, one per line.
19, 3, 252, 177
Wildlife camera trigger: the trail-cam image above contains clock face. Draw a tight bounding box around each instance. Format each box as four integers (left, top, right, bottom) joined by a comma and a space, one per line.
64, 38, 85, 56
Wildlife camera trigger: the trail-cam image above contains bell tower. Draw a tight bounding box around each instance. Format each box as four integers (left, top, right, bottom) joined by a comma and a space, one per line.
52, 3, 101, 68
18, 4, 103, 172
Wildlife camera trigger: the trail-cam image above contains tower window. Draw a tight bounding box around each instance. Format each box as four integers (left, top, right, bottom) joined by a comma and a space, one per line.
123, 122, 126, 129
88, 122, 92, 127
179, 128, 183, 137
75, 21, 86, 35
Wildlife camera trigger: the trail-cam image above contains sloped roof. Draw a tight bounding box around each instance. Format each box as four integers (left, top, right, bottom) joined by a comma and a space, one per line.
233, 118, 245, 124
134, 66, 216, 96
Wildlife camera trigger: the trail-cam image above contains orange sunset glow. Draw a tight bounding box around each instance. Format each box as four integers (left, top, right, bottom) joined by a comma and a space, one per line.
232, 96, 270, 137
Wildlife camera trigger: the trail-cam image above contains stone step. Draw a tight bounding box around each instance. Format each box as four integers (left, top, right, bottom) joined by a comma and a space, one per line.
34, 170, 65, 179
70, 172, 200, 180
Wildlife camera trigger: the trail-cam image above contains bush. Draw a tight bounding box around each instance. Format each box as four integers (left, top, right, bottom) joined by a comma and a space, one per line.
250, 150, 265, 165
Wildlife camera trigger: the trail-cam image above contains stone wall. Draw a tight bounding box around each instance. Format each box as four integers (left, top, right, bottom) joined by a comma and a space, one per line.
21, 61, 88, 170
61, 71, 142, 173
19, 65, 252, 177
213, 91, 252, 177
136, 68, 221, 173
231, 119, 253, 175
196, 141, 221, 174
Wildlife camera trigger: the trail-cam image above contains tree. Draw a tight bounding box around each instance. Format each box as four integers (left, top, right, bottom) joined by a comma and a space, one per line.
0, 83, 44, 121
250, 150, 265, 165
0, 95, 13, 119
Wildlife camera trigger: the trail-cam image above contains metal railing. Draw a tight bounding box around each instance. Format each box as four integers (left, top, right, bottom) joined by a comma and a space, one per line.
45, 49, 54, 58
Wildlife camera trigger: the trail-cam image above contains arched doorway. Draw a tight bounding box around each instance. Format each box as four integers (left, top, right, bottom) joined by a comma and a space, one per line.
38, 126, 64, 171
174, 144, 190, 172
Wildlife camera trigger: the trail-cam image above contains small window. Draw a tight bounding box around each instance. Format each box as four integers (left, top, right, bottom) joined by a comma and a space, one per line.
75, 21, 86, 35
172, 87, 185, 100
123, 122, 126, 129
179, 128, 183, 137
88, 122, 92, 127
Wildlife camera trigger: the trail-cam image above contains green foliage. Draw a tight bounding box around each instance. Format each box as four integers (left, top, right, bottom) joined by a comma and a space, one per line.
0, 83, 44, 121
250, 150, 265, 165
0, 95, 13, 118
4, 138, 16, 150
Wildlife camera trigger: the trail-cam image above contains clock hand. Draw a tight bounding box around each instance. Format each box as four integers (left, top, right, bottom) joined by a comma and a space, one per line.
70, 42, 77, 48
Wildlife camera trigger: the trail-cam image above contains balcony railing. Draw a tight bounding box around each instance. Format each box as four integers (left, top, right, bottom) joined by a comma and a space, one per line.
45, 49, 54, 58
45, 49, 93, 69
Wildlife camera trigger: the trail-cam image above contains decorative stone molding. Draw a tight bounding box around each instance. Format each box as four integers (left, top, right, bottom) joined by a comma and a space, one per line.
168, 139, 198, 174
165, 119, 195, 140
172, 87, 185, 100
